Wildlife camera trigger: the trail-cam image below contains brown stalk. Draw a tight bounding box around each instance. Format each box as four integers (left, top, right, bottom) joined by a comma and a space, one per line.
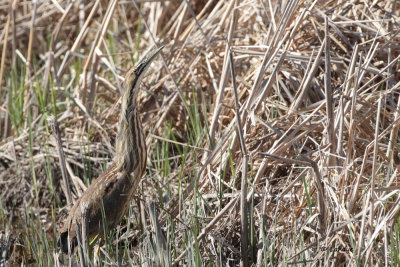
324, 16, 336, 167
229, 50, 249, 267
47, 115, 73, 205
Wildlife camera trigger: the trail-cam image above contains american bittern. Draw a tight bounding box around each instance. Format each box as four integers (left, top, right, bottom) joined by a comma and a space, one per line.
58, 46, 164, 253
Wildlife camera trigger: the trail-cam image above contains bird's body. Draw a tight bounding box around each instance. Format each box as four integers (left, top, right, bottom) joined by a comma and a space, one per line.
58, 46, 163, 253
58, 163, 141, 252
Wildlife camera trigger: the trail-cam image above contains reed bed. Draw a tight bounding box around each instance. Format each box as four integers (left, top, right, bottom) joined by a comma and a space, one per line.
0, 0, 399, 265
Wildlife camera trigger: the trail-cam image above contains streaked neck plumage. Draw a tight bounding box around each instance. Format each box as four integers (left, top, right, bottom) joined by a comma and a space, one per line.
115, 67, 147, 176
114, 46, 164, 177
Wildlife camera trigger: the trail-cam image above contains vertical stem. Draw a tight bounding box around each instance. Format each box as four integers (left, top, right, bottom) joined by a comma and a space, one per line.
367, 93, 382, 263
229, 50, 249, 267
324, 16, 336, 166
47, 115, 73, 205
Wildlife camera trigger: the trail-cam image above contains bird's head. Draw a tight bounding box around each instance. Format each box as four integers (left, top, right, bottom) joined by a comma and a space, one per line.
123, 45, 164, 101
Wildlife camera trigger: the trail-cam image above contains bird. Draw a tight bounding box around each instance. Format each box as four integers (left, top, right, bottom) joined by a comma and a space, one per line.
58, 45, 164, 253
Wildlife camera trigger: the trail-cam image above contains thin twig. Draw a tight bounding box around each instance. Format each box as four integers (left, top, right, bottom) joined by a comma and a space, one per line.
229, 49, 249, 267
47, 115, 73, 205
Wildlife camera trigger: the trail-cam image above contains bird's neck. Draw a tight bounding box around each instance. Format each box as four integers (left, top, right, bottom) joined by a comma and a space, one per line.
115, 98, 147, 176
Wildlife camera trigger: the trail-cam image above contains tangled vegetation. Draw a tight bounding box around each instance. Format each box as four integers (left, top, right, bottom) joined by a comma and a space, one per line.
0, 0, 400, 265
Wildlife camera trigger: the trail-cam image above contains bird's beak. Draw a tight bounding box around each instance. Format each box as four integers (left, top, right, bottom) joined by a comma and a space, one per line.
136, 45, 165, 77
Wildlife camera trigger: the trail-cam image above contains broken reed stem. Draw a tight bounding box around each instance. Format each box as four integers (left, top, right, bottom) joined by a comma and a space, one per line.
47, 115, 73, 205
0, 1, 14, 97
148, 201, 168, 265
324, 16, 336, 167
229, 50, 249, 267
24, 0, 38, 98
79, 203, 89, 267
386, 0, 398, 163
208, 0, 239, 144
75, 220, 85, 267
367, 93, 383, 263
87, 54, 99, 114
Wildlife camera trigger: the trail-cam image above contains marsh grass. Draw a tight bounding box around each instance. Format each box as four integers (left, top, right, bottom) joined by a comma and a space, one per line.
1, 0, 400, 266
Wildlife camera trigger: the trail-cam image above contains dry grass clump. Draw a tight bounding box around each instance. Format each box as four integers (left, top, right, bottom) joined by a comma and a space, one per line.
0, 0, 400, 265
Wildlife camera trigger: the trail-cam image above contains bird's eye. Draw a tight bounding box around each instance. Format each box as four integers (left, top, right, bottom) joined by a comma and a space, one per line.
135, 62, 146, 76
